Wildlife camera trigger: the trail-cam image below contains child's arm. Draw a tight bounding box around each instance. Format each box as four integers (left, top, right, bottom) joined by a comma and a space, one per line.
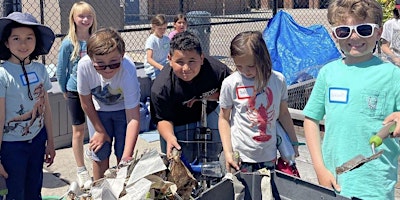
218, 107, 239, 172
304, 116, 340, 191
146, 49, 164, 70
278, 101, 299, 156
158, 120, 181, 157
79, 94, 111, 152
43, 92, 56, 167
56, 40, 71, 98
0, 98, 8, 178
121, 106, 140, 162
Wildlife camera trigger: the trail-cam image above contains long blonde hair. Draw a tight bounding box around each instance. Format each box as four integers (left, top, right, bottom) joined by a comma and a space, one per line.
67, 1, 97, 61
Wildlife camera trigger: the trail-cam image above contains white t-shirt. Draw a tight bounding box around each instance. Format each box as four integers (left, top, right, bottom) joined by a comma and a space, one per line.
381, 18, 400, 56
219, 70, 288, 163
77, 54, 140, 112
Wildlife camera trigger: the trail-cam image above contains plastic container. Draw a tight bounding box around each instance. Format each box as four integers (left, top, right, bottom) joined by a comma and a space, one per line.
187, 11, 211, 55
196, 171, 351, 200
201, 161, 223, 178
276, 121, 295, 165
139, 102, 150, 132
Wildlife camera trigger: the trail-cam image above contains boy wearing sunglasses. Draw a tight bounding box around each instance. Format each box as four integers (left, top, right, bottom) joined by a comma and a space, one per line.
303, 0, 400, 199
77, 28, 141, 181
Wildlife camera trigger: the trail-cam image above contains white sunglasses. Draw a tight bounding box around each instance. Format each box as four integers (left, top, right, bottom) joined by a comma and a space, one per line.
331, 23, 379, 39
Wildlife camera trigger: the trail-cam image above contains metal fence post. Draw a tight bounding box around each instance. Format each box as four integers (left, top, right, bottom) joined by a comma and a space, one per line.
2, 0, 21, 17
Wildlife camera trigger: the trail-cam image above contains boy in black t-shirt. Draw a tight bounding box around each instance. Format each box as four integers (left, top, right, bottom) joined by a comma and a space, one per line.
151, 31, 231, 162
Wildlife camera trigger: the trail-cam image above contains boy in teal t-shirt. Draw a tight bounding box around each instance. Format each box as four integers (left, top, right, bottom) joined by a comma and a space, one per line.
303, 0, 400, 199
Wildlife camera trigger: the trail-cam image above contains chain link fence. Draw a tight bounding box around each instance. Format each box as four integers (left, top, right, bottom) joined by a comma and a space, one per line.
3, 0, 331, 78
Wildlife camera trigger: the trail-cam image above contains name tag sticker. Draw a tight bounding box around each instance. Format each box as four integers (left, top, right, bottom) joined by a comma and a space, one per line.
20, 72, 39, 86
236, 86, 254, 99
329, 88, 349, 104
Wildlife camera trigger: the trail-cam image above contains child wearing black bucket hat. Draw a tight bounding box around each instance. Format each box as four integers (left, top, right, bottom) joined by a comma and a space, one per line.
0, 12, 56, 199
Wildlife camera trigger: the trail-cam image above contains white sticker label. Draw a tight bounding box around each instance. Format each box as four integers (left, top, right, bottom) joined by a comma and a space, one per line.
236, 86, 254, 99
329, 88, 349, 103
20, 72, 39, 86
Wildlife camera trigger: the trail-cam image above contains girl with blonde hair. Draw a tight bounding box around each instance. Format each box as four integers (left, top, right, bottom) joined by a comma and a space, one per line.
56, 1, 97, 189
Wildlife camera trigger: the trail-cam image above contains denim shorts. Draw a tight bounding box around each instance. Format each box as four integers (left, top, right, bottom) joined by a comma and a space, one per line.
86, 110, 127, 161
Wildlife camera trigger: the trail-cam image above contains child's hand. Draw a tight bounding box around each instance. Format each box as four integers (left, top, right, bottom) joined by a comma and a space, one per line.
315, 166, 341, 192
44, 145, 56, 167
89, 131, 111, 153
119, 157, 132, 166
383, 112, 400, 137
0, 163, 8, 179
293, 145, 300, 157
166, 137, 181, 159
224, 151, 240, 173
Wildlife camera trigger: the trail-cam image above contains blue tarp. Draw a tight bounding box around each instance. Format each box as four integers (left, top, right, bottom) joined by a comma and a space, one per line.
263, 11, 341, 85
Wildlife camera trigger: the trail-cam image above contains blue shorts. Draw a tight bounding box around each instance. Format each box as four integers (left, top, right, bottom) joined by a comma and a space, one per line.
86, 110, 127, 161
66, 91, 86, 125
160, 106, 222, 162
0, 128, 47, 199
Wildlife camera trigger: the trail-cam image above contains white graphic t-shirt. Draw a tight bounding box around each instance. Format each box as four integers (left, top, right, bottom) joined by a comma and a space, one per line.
382, 18, 400, 56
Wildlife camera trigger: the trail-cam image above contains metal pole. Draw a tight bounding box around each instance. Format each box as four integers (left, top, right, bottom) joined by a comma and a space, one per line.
40, 0, 46, 64
179, 0, 184, 13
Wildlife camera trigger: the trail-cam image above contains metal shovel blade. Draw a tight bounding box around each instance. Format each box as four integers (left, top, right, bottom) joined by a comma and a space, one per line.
335, 150, 384, 175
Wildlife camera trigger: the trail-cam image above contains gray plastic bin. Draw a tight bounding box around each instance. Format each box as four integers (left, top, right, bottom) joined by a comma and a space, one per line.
196, 171, 351, 200
187, 11, 211, 55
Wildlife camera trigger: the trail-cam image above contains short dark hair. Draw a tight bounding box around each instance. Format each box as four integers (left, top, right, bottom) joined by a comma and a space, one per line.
169, 31, 202, 56
394, 8, 400, 19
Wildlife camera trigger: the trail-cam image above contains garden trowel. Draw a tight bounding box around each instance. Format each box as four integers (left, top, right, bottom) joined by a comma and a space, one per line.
335, 121, 396, 175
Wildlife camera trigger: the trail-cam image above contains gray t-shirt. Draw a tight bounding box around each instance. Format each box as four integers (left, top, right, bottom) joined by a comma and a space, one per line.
219, 70, 287, 162
143, 34, 170, 74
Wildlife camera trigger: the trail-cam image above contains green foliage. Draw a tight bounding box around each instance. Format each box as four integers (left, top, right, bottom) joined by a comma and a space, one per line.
378, 0, 395, 23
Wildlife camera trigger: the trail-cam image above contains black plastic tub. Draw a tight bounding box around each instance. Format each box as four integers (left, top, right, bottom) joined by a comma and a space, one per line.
196, 170, 351, 200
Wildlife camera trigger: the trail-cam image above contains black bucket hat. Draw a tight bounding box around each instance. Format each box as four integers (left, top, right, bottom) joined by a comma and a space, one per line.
0, 12, 55, 60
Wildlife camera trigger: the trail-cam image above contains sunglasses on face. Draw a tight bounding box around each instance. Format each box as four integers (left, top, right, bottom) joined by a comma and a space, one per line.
93, 62, 121, 70
331, 23, 379, 40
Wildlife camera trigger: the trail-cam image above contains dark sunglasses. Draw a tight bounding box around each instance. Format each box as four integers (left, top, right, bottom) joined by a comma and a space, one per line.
331, 23, 379, 40
93, 62, 121, 70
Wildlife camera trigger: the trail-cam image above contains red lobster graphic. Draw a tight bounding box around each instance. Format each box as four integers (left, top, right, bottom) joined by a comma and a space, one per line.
247, 87, 274, 142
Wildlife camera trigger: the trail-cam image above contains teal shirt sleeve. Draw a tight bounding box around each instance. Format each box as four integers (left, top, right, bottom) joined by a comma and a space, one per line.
303, 65, 327, 121
56, 38, 73, 93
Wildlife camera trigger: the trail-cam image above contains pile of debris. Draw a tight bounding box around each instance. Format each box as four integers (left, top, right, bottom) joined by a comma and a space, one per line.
65, 148, 197, 200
